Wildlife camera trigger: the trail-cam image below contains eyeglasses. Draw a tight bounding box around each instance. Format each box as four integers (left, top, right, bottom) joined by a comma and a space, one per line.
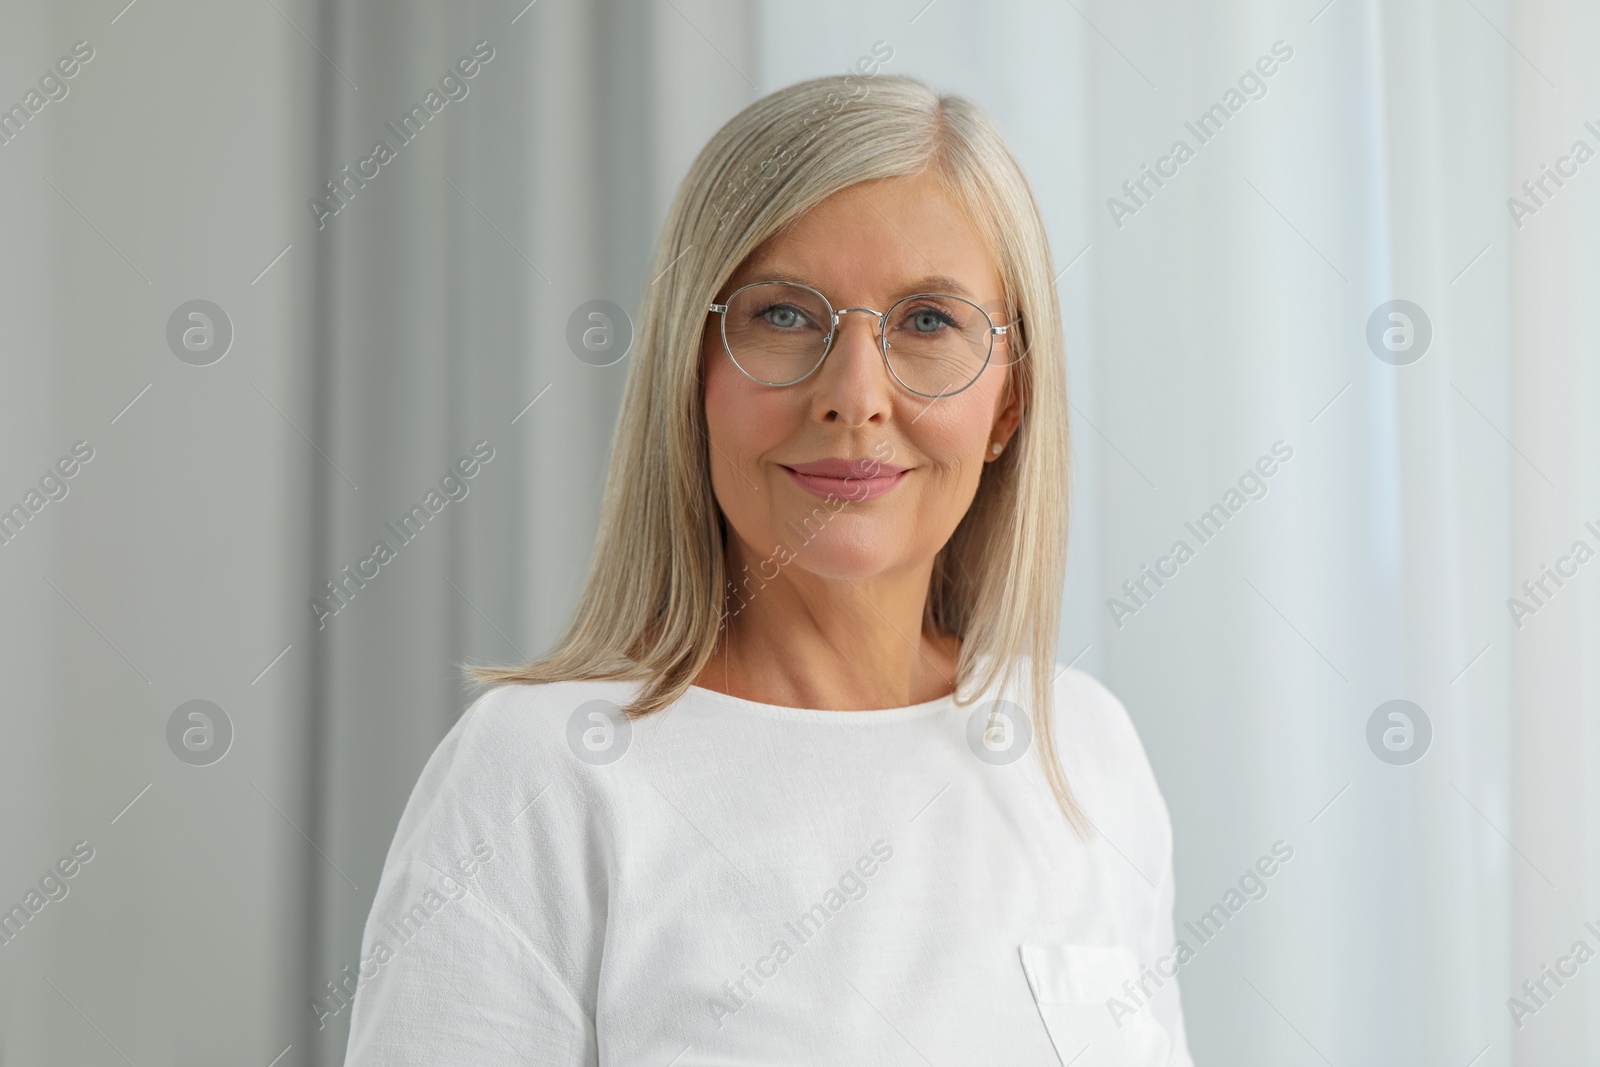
707, 280, 1013, 399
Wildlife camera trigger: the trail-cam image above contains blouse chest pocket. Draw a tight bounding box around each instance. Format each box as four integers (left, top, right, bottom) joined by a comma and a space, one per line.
1017, 943, 1172, 1067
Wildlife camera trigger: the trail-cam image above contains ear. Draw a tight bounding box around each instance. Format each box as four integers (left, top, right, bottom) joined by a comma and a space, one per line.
985, 371, 1023, 463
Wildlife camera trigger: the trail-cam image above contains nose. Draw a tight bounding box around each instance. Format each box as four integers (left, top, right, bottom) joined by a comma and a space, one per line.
809, 308, 894, 427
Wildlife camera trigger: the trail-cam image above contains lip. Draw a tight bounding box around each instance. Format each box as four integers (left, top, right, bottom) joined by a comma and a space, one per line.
780, 458, 910, 502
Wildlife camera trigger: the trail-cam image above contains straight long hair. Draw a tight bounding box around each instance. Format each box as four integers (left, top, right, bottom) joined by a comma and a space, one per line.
472, 73, 1084, 834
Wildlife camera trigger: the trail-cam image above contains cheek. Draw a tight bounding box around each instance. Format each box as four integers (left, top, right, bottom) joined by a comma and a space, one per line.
703, 345, 792, 459
702, 344, 799, 523
913, 385, 1006, 473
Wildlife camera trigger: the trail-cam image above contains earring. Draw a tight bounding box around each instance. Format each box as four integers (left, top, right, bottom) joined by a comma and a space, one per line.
990, 442, 1003, 456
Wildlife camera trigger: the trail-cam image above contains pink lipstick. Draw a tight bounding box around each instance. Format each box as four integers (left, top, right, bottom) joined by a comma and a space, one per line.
780, 457, 909, 502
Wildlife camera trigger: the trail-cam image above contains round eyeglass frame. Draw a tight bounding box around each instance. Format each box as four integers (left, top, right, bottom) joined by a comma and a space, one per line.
707, 280, 1014, 399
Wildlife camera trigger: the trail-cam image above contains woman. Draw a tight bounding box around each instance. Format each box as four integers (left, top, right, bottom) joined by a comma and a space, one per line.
343, 73, 1193, 1066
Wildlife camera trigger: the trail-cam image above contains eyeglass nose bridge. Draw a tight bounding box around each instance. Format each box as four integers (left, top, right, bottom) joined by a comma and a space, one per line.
826, 306, 889, 349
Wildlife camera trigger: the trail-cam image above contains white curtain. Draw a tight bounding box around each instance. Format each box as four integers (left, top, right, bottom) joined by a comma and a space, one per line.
2, 0, 1593, 1064
1041, 1, 1597, 1062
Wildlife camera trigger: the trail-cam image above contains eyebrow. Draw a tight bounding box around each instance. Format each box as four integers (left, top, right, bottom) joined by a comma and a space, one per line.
901, 274, 976, 299
744, 269, 979, 301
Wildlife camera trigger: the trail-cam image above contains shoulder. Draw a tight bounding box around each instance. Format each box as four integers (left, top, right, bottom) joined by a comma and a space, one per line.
1048, 665, 1173, 863
381, 678, 643, 864
350, 682, 627, 1052
1049, 665, 1154, 779
974, 654, 1164, 816
445, 677, 644, 769
456, 677, 642, 745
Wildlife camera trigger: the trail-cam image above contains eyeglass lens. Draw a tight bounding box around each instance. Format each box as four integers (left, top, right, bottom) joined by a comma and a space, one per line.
720, 282, 995, 397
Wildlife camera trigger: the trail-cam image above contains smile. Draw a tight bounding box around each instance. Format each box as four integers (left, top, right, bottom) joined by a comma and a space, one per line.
779, 462, 909, 502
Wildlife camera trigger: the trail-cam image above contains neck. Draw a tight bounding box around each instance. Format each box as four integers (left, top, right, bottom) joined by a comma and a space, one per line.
697, 539, 959, 710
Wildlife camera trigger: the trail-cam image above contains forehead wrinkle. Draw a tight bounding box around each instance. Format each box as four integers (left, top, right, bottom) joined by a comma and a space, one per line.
728, 177, 1001, 304
854, 187, 948, 281
732, 268, 988, 308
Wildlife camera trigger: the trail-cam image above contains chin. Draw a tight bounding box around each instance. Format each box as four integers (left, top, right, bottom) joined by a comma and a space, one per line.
774, 518, 913, 583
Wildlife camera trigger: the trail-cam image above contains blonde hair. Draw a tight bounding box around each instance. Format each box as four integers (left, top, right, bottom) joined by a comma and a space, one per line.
472, 73, 1083, 834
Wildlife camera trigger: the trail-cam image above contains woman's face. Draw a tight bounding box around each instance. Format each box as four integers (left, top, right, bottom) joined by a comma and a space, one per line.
701, 171, 1021, 587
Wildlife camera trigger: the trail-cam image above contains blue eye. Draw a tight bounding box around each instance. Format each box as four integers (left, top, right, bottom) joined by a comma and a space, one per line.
898, 302, 959, 335
760, 304, 808, 329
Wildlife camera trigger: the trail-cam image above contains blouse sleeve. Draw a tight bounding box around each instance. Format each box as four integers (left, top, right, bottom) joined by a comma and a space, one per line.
1146, 823, 1196, 1066
340, 687, 601, 1066
1055, 666, 1196, 1066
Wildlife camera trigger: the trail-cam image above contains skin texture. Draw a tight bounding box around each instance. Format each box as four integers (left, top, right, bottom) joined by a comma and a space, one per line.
693, 171, 1022, 710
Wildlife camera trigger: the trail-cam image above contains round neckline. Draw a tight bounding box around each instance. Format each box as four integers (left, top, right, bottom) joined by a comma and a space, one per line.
684, 682, 961, 723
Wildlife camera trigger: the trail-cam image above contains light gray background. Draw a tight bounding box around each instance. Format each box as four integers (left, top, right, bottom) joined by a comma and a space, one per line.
1, 0, 1595, 1064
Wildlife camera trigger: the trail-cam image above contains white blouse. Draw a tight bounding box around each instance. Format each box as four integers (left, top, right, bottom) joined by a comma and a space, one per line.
340, 659, 1195, 1065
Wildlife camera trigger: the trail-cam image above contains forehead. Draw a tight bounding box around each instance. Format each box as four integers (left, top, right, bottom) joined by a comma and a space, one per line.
730, 172, 1004, 303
